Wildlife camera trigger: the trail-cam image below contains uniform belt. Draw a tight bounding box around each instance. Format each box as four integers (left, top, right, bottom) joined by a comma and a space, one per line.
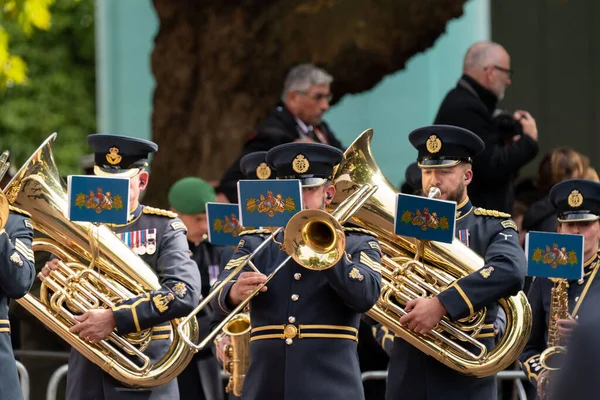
250, 324, 358, 342
0, 319, 10, 333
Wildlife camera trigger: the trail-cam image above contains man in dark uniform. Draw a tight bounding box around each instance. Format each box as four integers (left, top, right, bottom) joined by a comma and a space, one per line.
211, 142, 382, 400
386, 125, 527, 400
434, 41, 539, 213
0, 206, 36, 400
41, 134, 201, 400
219, 63, 344, 202
168, 176, 224, 400
519, 179, 600, 399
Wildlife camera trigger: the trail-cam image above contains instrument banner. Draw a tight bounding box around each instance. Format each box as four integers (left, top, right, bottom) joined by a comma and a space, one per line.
525, 231, 583, 279
237, 179, 302, 228
394, 193, 456, 244
67, 175, 130, 224
206, 202, 245, 246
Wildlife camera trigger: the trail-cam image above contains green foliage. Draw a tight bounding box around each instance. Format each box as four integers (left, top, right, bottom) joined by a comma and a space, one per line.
0, 0, 95, 175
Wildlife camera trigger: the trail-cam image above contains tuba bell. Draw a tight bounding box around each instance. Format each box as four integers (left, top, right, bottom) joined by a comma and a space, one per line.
3, 133, 199, 387
332, 129, 532, 377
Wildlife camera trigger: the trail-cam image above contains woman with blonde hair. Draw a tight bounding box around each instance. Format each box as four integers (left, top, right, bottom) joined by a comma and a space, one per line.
522, 147, 592, 234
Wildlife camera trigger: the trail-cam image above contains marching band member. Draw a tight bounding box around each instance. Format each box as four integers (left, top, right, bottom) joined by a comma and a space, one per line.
41, 134, 201, 400
386, 125, 526, 400
211, 142, 382, 400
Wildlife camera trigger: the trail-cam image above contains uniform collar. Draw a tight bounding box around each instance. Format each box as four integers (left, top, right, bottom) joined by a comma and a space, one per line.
584, 252, 600, 276
456, 197, 473, 221
129, 204, 143, 222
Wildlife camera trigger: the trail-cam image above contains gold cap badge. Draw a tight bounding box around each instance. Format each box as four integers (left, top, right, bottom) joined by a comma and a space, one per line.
256, 162, 271, 180
106, 147, 122, 165
568, 189, 584, 208
292, 154, 309, 174
426, 135, 442, 154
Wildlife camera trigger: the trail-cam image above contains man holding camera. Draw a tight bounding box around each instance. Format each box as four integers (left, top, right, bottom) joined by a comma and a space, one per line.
434, 41, 539, 214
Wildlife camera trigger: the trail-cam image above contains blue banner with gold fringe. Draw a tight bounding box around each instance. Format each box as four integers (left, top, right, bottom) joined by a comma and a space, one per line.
206, 202, 247, 246
237, 179, 302, 228
67, 175, 130, 224
394, 193, 456, 244
525, 231, 584, 280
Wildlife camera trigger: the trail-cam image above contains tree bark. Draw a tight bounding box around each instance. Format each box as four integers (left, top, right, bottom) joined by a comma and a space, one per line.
147, 0, 468, 207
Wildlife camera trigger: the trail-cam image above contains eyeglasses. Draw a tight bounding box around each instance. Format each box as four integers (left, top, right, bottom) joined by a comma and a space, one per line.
296, 91, 333, 103
492, 65, 513, 78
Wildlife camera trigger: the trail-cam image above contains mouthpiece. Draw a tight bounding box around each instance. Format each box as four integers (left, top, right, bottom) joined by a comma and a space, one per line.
428, 187, 441, 199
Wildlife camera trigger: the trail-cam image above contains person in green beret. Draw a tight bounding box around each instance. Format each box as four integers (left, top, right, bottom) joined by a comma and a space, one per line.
168, 177, 225, 400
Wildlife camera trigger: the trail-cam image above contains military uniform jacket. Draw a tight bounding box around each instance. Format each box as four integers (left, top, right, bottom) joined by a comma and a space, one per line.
210, 228, 382, 400
519, 251, 600, 388
66, 205, 201, 400
0, 209, 35, 400
387, 198, 526, 400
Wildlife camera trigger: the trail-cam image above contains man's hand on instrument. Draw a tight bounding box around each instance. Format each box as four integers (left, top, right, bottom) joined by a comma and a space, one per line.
70, 308, 116, 344
39, 258, 61, 280
557, 318, 578, 342
537, 369, 550, 398
215, 334, 231, 364
228, 272, 268, 306
400, 297, 447, 335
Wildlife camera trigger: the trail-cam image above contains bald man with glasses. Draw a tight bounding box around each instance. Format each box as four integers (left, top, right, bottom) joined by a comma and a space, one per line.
434, 41, 540, 214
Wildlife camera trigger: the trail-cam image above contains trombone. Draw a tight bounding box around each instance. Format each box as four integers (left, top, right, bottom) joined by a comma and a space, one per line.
177, 183, 379, 351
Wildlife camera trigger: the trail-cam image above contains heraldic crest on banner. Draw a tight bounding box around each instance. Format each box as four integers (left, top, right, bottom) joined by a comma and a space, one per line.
213, 213, 244, 237
532, 243, 579, 269
75, 188, 124, 214
245, 190, 297, 217
401, 207, 449, 231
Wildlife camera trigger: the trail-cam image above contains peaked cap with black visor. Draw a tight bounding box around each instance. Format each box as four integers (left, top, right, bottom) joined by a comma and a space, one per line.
266, 142, 343, 187
409, 125, 485, 168
240, 151, 275, 180
87, 134, 158, 178
549, 179, 600, 223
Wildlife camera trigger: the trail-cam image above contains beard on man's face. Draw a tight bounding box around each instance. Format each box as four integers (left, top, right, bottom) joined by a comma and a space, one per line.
442, 181, 465, 203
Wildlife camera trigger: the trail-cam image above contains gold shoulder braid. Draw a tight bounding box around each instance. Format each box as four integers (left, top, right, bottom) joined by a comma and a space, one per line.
143, 206, 178, 218
473, 208, 511, 219
239, 228, 272, 237
8, 205, 31, 218
343, 227, 378, 238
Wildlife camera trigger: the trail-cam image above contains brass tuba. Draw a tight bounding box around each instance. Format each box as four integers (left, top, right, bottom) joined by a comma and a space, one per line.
3, 134, 199, 387
332, 129, 532, 377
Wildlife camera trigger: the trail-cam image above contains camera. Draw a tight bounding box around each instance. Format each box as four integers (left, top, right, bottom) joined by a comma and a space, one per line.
492, 109, 524, 139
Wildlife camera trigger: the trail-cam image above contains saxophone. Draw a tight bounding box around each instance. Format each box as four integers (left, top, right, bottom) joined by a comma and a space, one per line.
222, 313, 251, 397
539, 278, 569, 399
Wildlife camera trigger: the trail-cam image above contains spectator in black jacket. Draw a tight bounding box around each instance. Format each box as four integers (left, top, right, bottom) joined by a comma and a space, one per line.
219, 63, 344, 202
434, 41, 539, 213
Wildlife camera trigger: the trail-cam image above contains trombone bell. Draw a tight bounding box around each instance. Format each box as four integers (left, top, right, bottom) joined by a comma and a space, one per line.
283, 209, 346, 271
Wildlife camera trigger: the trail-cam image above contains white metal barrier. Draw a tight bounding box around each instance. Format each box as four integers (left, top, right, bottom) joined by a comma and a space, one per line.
16, 360, 30, 400
46, 364, 68, 400
361, 369, 529, 400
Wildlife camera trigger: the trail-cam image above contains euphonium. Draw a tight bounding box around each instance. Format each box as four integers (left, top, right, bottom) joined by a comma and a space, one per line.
539, 279, 569, 399
222, 313, 251, 397
3, 134, 199, 387
332, 129, 532, 377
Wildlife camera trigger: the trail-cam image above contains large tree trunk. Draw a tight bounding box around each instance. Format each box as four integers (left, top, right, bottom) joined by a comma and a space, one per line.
147, 0, 468, 207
